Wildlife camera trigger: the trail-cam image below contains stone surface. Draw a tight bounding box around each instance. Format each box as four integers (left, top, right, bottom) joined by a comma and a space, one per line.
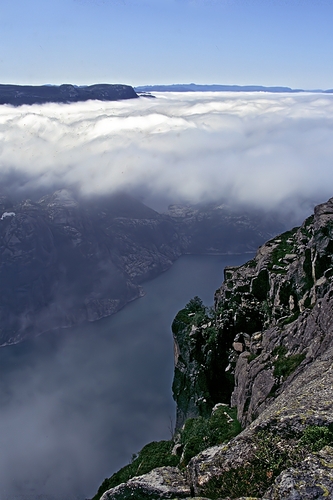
263, 446, 333, 499
100, 467, 190, 499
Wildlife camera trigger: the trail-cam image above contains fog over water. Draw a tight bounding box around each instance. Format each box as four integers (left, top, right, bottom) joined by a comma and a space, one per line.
1, 92, 333, 217
0, 253, 250, 500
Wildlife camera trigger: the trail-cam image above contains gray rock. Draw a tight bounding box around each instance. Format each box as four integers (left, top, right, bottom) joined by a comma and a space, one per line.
263, 446, 333, 499
100, 467, 190, 499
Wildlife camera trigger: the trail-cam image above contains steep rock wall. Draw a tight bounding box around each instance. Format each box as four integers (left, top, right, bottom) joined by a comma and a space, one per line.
96, 197, 333, 499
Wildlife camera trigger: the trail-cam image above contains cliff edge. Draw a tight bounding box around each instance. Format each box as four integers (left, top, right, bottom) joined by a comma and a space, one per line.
96, 197, 333, 499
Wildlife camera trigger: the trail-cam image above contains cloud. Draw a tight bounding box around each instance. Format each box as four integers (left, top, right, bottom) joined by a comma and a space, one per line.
1, 91, 333, 217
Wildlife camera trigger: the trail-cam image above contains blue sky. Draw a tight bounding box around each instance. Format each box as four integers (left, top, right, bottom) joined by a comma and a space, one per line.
1, 0, 333, 88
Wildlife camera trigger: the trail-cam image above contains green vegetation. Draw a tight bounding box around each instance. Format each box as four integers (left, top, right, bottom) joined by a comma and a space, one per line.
179, 405, 241, 466
315, 253, 332, 280
267, 227, 298, 270
202, 425, 333, 499
93, 405, 241, 499
280, 310, 301, 325
299, 424, 333, 452
272, 345, 305, 378
302, 248, 314, 291
171, 295, 207, 335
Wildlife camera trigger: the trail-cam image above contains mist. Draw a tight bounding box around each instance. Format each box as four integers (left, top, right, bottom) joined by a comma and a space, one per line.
1, 92, 333, 217
0, 254, 249, 500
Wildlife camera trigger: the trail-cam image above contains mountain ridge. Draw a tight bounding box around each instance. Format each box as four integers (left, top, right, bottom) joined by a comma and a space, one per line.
135, 83, 333, 93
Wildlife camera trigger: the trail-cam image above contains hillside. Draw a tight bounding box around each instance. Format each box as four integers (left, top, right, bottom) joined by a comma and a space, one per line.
0, 190, 281, 346
95, 197, 333, 499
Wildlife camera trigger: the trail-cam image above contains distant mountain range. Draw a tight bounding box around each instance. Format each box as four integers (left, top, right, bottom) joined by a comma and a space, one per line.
135, 83, 333, 93
1, 83, 332, 106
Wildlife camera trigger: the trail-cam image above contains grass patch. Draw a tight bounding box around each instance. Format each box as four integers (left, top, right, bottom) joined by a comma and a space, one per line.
202, 425, 333, 499
272, 346, 306, 378
179, 406, 241, 466
267, 227, 298, 269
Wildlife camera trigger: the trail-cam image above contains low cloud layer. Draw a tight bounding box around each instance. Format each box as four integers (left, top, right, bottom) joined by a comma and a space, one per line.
1, 92, 333, 217
0, 254, 238, 500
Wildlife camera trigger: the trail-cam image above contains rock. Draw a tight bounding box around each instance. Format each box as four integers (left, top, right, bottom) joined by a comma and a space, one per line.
174, 196, 333, 427
233, 342, 244, 352
94, 196, 333, 500
263, 446, 333, 499
100, 467, 190, 499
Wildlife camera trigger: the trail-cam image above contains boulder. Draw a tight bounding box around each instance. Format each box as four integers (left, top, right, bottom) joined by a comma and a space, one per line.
100, 467, 190, 499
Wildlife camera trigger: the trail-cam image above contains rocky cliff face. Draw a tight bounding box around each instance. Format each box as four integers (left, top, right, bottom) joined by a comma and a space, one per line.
172, 198, 333, 428
0, 189, 279, 346
0, 189, 183, 345
0, 83, 138, 105
97, 197, 333, 499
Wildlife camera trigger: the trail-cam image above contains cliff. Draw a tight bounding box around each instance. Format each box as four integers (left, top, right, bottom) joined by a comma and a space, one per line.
0, 83, 138, 105
96, 197, 333, 499
0, 190, 279, 346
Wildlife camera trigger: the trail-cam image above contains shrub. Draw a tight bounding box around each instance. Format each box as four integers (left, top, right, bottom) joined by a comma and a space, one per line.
272, 346, 305, 378
179, 406, 241, 466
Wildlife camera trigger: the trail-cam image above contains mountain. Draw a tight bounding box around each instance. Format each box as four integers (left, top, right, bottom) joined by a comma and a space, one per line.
95, 196, 333, 499
0, 84, 138, 106
135, 83, 333, 94
0, 190, 283, 346
135, 83, 303, 93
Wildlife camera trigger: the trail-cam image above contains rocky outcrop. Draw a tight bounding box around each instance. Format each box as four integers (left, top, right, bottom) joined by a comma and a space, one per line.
0, 83, 138, 106
172, 198, 333, 428
97, 196, 333, 500
100, 467, 190, 500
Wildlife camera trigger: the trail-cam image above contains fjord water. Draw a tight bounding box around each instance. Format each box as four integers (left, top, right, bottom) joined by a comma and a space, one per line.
0, 253, 250, 500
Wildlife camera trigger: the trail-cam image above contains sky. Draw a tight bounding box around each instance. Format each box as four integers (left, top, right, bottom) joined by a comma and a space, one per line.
1, 0, 333, 89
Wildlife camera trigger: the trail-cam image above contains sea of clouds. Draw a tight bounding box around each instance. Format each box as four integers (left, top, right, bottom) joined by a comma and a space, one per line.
1, 91, 333, 218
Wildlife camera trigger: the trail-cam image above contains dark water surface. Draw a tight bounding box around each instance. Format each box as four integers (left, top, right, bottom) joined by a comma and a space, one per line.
0, 253, 251, 500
